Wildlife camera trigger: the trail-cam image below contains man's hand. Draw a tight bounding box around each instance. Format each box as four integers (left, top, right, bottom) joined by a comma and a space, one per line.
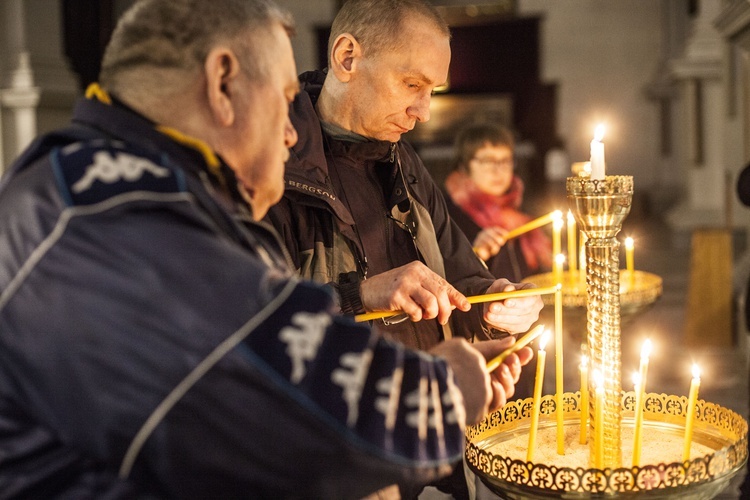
360, 261, 470, 324
473, 226, 507, 261
430, 338, 533, 426
483, 279, 543, 334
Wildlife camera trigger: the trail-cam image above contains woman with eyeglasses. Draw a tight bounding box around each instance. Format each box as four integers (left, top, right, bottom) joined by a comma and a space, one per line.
444, 122, 552, 282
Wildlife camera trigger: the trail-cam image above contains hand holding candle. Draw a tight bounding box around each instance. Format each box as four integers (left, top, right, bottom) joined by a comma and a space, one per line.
527, 331, 550, 462
683, 364, 701, 462
590, 124, 606, 180
632, 339, 651, 466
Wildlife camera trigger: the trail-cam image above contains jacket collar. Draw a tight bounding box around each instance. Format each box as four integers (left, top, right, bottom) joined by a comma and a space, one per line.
285, 70, 399, 223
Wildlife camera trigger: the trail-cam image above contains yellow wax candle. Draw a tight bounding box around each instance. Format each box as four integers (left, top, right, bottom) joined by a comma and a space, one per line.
553, 252, 564, 289
567, 211, 577, 272
683, 364, 701, 462
553, 217, 563, 270
527, 332, 550, 462
554, 254, 565, 454
594, 370, 604, 469
579, 232, 587, 286
503, 210, 561, 241
625, 236, 635, 289
579, 355, 589, 444
632, 339, 651, 466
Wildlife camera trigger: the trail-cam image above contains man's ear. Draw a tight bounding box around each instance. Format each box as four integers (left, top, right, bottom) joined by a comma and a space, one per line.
205, 47, 242, 127
329, 33, 362, 83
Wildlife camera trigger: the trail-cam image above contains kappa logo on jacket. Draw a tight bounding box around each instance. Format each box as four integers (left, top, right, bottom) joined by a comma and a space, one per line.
51, 140, 185, 206
71, 151, 170, 193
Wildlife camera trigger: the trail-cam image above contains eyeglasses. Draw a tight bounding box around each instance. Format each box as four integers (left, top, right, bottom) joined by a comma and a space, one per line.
471, 156, 514, 171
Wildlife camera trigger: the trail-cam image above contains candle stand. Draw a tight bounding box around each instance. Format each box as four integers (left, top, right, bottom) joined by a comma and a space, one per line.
466, 176, 748, 498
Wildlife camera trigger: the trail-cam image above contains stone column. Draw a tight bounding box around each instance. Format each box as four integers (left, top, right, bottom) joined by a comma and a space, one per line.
667, 0, 726, 230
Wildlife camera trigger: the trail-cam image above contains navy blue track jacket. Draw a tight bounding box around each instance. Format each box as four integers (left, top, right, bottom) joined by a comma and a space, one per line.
0, 97, 465, 498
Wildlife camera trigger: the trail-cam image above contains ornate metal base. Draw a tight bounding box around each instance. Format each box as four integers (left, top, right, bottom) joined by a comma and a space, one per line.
466, 391, 748, 499
522, 270, 663, 314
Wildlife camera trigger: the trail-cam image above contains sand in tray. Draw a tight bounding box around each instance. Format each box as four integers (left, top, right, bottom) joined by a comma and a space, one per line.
487, 423, 716, 468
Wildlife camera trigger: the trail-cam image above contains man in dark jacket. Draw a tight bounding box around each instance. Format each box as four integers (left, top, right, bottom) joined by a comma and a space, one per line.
265, 2, 543, 497
267, 0, 543, 351
0, 0, 532, 498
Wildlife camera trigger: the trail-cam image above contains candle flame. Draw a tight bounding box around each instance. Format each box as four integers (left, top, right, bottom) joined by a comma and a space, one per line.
580, 354, 588, 369
594, 124, 606, 142
625, 236, 634, 250
553, 218, 564, 230
641, 338, 652, 359
551, 210, 563, 222
691, 364, 701, 380
539, 331, 550, 351
567, 210, 575, 223
555, 253, 566, 265
632, 372, 641, 387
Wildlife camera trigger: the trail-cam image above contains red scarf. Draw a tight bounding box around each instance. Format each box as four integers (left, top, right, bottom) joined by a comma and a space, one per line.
445, 170, 552, 270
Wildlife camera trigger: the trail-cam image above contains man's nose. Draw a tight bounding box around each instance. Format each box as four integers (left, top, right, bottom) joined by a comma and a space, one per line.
407, 93, 431, 123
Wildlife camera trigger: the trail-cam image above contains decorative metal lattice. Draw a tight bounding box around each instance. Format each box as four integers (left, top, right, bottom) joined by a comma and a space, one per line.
466, 391, 748, 498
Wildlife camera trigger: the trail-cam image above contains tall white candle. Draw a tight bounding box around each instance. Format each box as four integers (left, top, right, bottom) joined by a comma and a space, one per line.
590, 124, 606, 180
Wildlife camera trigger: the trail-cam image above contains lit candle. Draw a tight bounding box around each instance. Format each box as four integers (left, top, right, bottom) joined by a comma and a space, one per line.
590, 124, 606, 180
632, 339, 651, 466
579, 354, 589, 444
683, 364, 701, 462
579, 232, 587, 286
527, 332, 550, 462
593, 369, 604, 468
553, 249, 564, 289
625, 236, 635, 289
567, 211, 577, 272
554, 257, 565, 455
553, 217, 563, 271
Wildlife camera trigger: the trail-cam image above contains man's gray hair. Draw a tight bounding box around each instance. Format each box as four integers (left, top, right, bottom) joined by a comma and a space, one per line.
100, 0, 294, 96
327, 0, 449, 64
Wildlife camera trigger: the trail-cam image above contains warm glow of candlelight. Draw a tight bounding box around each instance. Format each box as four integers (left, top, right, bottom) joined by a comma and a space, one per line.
567, 211, 577, 273
579, 355, 589, 444
593, 369, 604, 468
683, 364, 701, 461
527, 332, 550, 462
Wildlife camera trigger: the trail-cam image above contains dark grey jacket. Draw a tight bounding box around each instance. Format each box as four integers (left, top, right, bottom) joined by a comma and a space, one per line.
266, 70, 498, 351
